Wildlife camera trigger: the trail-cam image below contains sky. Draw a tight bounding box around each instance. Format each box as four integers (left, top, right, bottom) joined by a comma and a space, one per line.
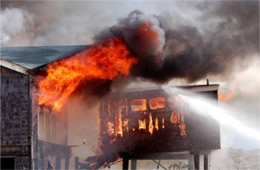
1, 0, 259, 150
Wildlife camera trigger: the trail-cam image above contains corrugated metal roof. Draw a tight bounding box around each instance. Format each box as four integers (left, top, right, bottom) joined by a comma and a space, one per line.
0, 45, 89, 70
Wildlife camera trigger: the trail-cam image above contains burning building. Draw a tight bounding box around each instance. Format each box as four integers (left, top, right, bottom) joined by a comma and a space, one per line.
0, 11, 223, 169
1, 1, 259, 169
96, 85, 220, 169
100, 85, 220, 151
0, 44, 220, 170
0, 45, 88, 169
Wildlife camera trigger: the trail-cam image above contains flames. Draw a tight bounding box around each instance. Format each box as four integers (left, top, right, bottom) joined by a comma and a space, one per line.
102, 96, 187, 139
155, 117, 159, 130
38, 37, 138, 111
170, 111, 178, 124
179, 121, 187, 136
131, 99, 147, 112
107, 122, 114, 136
115, 102, 123, 137
148, 113, 154, 134
218, 90, 234, 102
149, 97, 165, 110
134, 21, 163, 56
107, 111, 179, 137
138, 119, 147, 131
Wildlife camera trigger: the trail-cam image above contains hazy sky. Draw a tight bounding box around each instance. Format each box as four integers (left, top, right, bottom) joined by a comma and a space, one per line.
1, 0, 259, 149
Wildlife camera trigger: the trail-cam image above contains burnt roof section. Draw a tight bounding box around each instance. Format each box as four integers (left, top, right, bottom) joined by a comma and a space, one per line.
0, 45, 89, 70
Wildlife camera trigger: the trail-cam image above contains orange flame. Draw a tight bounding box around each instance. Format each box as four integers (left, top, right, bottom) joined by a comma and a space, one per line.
170, 111, 178, 124
179, 121, 187, 136
218, 90, 234, 102
138, 119, 146, 130
122, 119, 129, 133
155, 117, 159, 130
131, 99, 147, 112
148, 113, 154, 135
107, 122, 114, 136
149, 97, 166, 110
38, 37, 138, 111
162, 118, 165, 129
135, 21, 162, 55
104, 97, 188, 139
115, 103, 123, 137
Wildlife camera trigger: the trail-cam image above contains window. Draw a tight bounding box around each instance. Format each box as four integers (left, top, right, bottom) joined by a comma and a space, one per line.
149, 97, 166, 110
131, 99, 147, 112
1, 158, 15, 170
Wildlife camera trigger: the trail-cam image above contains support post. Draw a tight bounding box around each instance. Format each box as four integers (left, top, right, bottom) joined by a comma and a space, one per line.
194, 154, 200, 170
55, 157, 61, 170
65, 156, 69, 170
123, 156, 129, 170
204, 154, 208, 170
75, 157, 79, 170
131, 159, 137, 170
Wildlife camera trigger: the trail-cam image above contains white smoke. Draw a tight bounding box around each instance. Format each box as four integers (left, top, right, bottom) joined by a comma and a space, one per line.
0, 8, 35, 46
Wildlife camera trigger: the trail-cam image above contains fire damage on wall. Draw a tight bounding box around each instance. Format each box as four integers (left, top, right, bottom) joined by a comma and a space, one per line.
0, 25, 222, 170
79, 86, 220, 169
0, 39, 222, 170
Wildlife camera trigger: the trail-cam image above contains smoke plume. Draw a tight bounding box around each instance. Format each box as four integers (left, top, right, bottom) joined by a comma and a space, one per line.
0, 8, 34, 46
1, 1, 258, 83
1, 1, 259, 109
2, 1, 259, 165
94, 1, 259, 83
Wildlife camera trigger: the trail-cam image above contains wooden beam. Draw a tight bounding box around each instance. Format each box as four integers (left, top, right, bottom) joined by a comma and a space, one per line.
0, 59, 29, 75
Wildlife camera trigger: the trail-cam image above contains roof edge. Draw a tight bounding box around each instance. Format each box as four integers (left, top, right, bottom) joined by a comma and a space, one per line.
0, 58, 29, 75
117, 84, 219, 93
181, 84, 219, 92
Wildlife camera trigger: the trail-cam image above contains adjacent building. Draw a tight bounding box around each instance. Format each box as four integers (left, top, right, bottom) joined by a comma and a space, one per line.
0, 45, 87, 169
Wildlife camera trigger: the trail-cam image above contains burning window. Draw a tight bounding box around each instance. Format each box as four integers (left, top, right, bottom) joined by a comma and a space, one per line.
99, 88, 220, 159
100, 91, 189, 157
149, 97, 166, 110
131, 99, 147, 112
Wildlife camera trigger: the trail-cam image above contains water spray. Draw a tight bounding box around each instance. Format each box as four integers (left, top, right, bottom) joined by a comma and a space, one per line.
163, 86, 260, 142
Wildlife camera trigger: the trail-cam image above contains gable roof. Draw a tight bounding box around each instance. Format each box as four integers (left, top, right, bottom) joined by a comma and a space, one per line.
0, 45, 89, 71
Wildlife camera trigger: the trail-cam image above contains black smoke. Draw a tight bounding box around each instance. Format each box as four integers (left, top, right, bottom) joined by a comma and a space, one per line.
2, 1, 258, 83
95, 1, 259, 83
